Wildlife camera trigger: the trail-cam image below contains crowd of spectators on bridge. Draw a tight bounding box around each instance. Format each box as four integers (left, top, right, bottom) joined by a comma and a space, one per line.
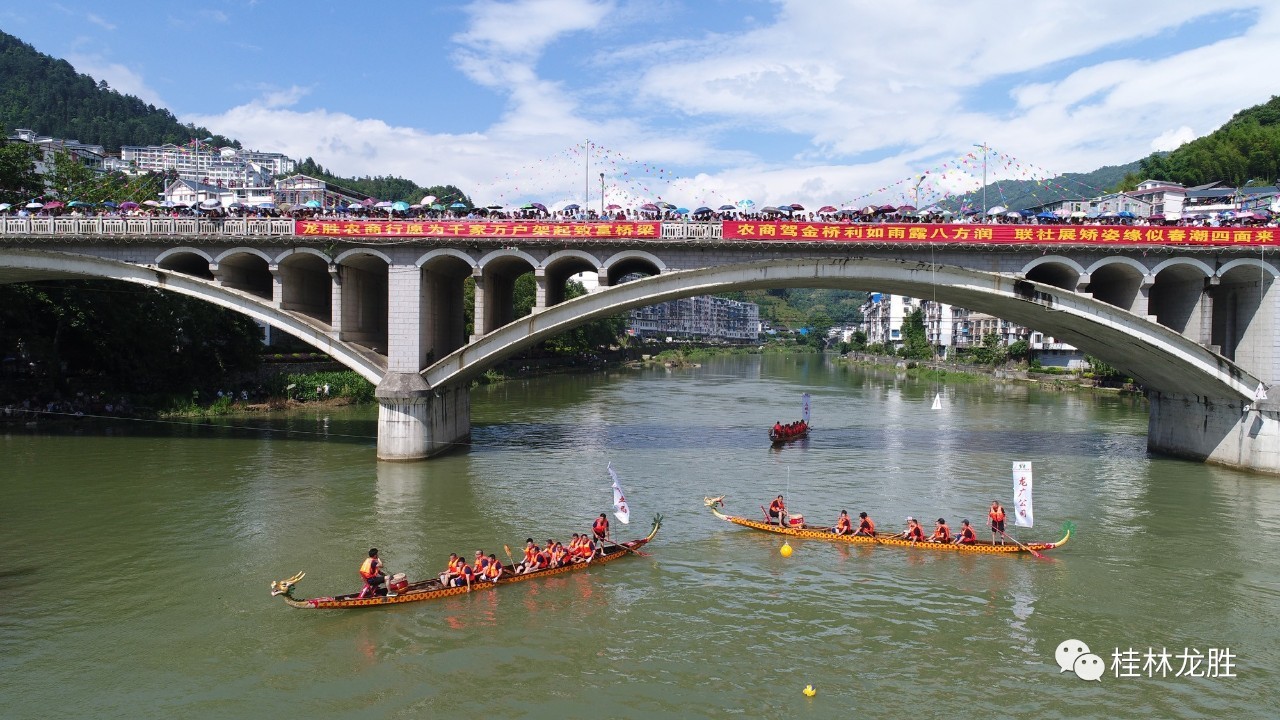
4, 198, 1277, 228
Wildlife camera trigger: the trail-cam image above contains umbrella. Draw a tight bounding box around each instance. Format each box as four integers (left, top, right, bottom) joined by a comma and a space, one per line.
348, 202, 364, 210
675, 207, 689, 214
985, 205, 1007, 215
735, 199, 755, 210
657, 201, 676, 209
1148, 213, 1166, 221
449, 202, 468, 209
694, 206, 712, 214
530, 202, 547, 212
304, 199, 323, 208
562, 203, 580, 212
860, 205, 878, 215
142, 200, 161, 207
877, 204, 895, 213
0, 203, 11, 211
421, 195, 437, 205
606, 204, 622, 210
67, 200, 93, 208
25, 202, 44, 209
790, 203, 805, 211
100, 201, 118, 208
639, 203, 659, 212
718, 204, 736, 211
374, 201, 394, 208
1117, 210, 1136, 219
44, 201, 64, 209
200, 199, 221, 208
761, 206, 783, 214
486, 205, 504, 210
1070, 211, 1087, 218
391, 201, 411, 211
1036, 212, 1057, 219
1005, 211, 1021, 218
817, 205, 837, 213
837, 208, 858, 216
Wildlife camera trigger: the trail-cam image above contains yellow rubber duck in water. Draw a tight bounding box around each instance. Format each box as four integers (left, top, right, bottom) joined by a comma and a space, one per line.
803, 685, 816, 697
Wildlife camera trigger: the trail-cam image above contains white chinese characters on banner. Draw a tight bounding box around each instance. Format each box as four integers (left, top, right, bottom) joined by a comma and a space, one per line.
1012, 461, 1033, 528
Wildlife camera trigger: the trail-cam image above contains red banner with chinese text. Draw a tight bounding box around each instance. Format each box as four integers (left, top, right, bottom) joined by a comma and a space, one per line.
723, 221, 1280, 246
294, 220, 661, 239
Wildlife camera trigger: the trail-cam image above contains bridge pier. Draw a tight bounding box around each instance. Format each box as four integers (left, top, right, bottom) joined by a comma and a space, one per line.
1147, 391, 1279, 476
375, 373, 471, 461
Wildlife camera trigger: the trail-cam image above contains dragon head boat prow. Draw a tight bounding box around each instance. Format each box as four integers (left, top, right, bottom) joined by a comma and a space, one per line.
703, 495, 726, 508
270, 571, 306, 598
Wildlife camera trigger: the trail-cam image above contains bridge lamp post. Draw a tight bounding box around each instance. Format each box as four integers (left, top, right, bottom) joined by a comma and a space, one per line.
600, 172, 605, 216
974, 142, 988, 218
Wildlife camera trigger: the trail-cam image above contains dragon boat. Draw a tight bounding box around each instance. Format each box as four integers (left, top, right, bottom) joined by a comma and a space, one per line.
769, 422, 809, 445
704, 496, 1071, 555
269, 515, 661, 609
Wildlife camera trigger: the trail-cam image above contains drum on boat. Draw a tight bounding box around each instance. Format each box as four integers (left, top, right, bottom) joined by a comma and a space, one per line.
388, 573, 408, 593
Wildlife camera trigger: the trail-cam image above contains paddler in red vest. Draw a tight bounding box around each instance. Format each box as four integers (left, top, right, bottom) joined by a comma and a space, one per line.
773, 420, 783, 436
953, 519, 977, 545
832, 509, 853, 535
930, 518, 952, 543
358, 547, 386, 598
593, 513, 611, 542
900, 516, 925, 543
768, 495, 789, 526
989, 501, 1007, 545
854, 511, 876, 537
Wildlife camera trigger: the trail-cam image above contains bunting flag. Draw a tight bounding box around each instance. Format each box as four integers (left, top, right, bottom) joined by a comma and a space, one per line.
608, 462, 630, 525
1012, 461, 1034, 528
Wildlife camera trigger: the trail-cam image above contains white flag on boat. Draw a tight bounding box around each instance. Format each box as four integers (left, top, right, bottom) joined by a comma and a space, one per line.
1012, 461, 1033, 528
801, 393, 811, 424
607, 462, 630, 525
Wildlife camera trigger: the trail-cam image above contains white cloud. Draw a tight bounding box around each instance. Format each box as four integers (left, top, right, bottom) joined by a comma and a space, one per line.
65, 54, 165, 107
86, 13, 115, 31
1151, 126, 1197, 152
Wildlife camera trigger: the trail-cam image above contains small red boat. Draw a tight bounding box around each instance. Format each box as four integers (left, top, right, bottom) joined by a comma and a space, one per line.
769, 421, 809, 444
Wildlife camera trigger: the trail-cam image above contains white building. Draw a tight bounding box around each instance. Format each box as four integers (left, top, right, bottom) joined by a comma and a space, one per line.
860, 293, 919, 349
629, 296, 759, 343
120, 143, 293, 187
6, 128, 106, 175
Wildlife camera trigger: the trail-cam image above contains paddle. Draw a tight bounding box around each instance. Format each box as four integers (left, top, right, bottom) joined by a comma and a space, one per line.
601, 539, 650, 557
502, 544, 516, 569
1001, 530, 1046, 559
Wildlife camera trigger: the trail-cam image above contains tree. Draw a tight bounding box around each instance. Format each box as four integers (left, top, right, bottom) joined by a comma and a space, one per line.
970, 331, 1008, 365
900, 308, 932, 360
1007, 339, 1029, 362
0, 143, 42, 205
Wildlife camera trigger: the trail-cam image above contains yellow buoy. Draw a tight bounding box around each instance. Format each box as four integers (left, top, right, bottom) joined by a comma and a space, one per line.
803, 684, 816, 697
780, 542, 793, 558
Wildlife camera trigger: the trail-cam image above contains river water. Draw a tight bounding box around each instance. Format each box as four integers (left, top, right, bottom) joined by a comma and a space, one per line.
2, 354, 1277, 718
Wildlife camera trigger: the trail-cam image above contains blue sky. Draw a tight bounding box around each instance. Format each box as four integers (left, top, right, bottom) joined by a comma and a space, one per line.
3, 0, 1278, 210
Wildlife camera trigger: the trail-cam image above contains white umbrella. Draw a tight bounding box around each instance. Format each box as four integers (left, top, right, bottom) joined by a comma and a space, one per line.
421, 195, 437, 205
0, 203, 11, 211
25, 202, 43, 209
200, 199, 221, 208
986, 205, 1007, 215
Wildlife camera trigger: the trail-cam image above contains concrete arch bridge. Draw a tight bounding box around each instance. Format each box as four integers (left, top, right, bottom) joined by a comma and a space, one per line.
0, 219, 1275, 473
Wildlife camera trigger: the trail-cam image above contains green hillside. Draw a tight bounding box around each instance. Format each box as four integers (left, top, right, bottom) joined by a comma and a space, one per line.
1136, 95, 1280, 187
940, 160, 1142, 213
0, 30, 235, 151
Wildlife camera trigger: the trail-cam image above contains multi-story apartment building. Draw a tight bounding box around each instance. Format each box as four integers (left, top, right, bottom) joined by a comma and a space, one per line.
119, 143, 293, 187
6, 128, 106, 175
629, 296, 759, 343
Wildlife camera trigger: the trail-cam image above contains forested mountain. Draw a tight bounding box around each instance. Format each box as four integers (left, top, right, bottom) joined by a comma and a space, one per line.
940, 160, 1142, 213
292, 158, 472, 207
1133, 95, 1280, 188
0, 30, 235, 151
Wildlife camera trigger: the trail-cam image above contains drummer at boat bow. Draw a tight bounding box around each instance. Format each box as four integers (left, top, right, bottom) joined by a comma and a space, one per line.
831, 510, 853, 535
768, 495, 789, 526
358, 548, 387, 598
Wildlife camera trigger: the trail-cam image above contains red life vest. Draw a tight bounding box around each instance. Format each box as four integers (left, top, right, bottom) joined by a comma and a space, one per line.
837, 516, 852, 532
990, 506, 1006, 522
860, 517, 875, 534
769, 499, 785, 513
960, 526, 976, 542
907, 525, 925, 541
593, 517, 608, 536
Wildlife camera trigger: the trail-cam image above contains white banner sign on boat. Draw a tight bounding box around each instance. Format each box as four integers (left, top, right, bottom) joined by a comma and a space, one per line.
1012, 461, 1033, 528
607, 462, 630, 524
801, 393, 811, 424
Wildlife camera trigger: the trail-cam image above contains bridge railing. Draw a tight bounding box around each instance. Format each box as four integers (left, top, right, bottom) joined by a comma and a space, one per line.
660, 222, 723, 240
1, 217, 297, 237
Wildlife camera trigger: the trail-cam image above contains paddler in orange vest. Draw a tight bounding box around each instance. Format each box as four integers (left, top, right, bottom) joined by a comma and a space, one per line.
900, 516, 926, 544
989, 501, 1007, 545
953, 519, 977, 545
358, 547, 386, 598
439, 553, 463, 586
484, 553, 503, 581
930, 518, 952, 543
593, 513, 611, 542
768, 495, 789, 526
854, 511, 876, 537
515, 539, 539, 575
832, 509, 853, 535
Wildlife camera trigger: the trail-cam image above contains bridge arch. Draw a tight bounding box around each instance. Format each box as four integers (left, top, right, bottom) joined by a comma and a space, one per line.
1085, 256, 1149, 311
212, 248, 275, 300
417, 249, 476, 361
601, 250, 666, 286
155, 247, 215, 280
415, 248, 477, 270
1020, 255, 1086, 290
426, 257, 1259, 403
1217, 257, 1279, 278
332, 249, 390, 354
275, 248, 333, 324
0, 248, 382, 381
542, 249, 602, 307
